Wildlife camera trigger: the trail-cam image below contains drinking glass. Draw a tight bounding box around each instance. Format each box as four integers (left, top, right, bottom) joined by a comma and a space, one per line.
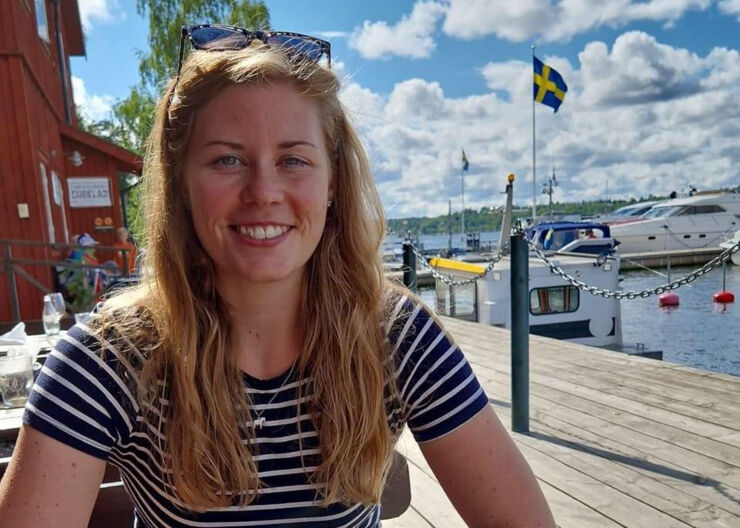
47, 292, 66, 318
0, 354, 33, 407
42, 295, 61, 336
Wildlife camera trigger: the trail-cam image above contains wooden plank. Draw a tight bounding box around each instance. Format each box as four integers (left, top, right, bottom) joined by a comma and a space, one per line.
398, 429, 624, 528
0, 407, 24, 441
469, 362, 740, 492
513, 440, 693, 527
403, 459, 466, 527
457, 338, 740, 445
460, 350, 740, 466
496, 404, 740, 526
538, 480, 626, 528
382, 505, 434, 527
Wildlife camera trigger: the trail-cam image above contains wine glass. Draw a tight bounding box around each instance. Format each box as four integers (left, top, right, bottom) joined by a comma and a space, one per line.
47, 292, 66, 318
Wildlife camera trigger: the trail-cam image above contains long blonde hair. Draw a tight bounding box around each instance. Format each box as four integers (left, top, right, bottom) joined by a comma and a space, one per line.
97, 44, 400, 510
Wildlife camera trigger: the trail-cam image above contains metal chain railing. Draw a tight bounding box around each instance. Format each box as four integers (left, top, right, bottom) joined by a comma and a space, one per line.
407, 242, 506, 286
406, 228, 740, 298
522, 231, 740, 299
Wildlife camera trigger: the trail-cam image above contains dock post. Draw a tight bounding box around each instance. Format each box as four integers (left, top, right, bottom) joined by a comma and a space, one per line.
510, 231, 529, 433
402, 240, 417, 292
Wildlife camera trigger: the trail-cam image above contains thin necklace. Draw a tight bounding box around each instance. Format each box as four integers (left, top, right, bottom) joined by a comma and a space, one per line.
250, 361, 297, 430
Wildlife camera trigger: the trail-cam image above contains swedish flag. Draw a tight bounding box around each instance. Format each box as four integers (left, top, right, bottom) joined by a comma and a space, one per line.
533, 56, 567, 113
462, 149, 469, 171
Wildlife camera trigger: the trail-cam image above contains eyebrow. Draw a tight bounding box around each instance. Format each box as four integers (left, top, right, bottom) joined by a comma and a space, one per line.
201, 140, 318, 150
203, 140, 243, 150
278, 140, 318, 150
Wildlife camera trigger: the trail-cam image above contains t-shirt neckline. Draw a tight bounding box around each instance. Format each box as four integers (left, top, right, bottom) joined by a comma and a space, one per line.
241, 362, 298, 390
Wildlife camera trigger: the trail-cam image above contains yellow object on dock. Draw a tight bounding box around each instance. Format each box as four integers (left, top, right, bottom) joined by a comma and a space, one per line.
428, 257, 487, 274
385, 316, 740, 528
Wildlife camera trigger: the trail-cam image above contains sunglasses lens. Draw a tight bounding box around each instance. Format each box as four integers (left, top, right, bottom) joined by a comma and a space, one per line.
266, 35, 325, 62
190, 27, 248, 50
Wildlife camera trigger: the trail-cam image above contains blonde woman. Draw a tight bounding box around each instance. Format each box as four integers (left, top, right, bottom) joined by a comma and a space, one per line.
0, 25, 554, 527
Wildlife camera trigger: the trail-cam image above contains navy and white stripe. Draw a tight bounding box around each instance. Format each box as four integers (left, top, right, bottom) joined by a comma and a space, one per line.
23, 295, 488, 526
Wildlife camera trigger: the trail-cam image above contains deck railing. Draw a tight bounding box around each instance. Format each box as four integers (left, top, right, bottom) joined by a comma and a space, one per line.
0, 239, 133, 323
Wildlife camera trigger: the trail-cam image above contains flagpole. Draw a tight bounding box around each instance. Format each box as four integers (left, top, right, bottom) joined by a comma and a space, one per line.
461, 160, 465, 241
532, 44, 537, 222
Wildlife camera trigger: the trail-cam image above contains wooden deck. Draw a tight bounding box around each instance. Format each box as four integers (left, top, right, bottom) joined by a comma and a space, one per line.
385, 316, 740, 528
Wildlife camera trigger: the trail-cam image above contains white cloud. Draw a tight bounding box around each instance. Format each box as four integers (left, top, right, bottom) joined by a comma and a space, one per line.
443, 0, 713, 42
579, 31, 703, 106
337, 32, 740, 218
77, 0, 125, 31
349, 2, 448, 59
718, 0, 740, 19
71, 76, 115, 122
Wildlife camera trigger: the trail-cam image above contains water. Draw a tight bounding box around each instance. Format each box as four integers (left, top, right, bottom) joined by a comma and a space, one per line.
619, 264, 739, 376
42, 315, 60, 336
385, 231, 501, 252
409, 230, 740, 377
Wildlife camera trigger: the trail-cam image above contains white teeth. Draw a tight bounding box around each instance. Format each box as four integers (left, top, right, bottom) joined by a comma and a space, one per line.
235, 225, 288, 240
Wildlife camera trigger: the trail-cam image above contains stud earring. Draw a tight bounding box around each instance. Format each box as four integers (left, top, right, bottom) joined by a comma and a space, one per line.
327, 200, 333, 208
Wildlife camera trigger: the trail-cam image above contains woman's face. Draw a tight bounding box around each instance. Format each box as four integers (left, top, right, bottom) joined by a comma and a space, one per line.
183, 82, 333, 287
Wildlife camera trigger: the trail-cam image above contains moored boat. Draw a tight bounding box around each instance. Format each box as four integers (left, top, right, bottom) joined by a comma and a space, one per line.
608, 191, 740, 254
719, 229, 740, 265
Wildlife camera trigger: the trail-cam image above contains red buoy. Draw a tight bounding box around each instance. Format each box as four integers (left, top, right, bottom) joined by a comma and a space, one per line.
659, 292, 680, 307
713, 290, 735, 303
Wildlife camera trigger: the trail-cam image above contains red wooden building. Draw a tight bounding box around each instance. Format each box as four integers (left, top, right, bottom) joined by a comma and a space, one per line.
1, 0, 141, 323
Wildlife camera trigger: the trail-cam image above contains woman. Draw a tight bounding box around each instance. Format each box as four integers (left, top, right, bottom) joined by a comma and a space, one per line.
0, 25, 554, 527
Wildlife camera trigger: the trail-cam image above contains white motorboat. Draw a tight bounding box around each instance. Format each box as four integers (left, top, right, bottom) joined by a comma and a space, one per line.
719, 230, 740, 266
431, 253, 623, 348
596, 200, 660, 224
428, 175, 627, 350
608, 191, 740, 254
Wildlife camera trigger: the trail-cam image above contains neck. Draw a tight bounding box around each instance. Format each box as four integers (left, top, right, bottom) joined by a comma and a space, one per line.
217, 272, 304, 379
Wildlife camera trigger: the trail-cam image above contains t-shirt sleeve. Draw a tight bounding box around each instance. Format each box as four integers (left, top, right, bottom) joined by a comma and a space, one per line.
388, 295, 489, 444
23, 323, 136, 460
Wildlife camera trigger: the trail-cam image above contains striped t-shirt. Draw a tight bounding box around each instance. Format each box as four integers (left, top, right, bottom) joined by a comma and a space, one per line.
23, 295, 489, 527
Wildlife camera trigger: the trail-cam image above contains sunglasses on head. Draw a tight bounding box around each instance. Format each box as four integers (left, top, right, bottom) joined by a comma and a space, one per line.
176, 24, 332, 78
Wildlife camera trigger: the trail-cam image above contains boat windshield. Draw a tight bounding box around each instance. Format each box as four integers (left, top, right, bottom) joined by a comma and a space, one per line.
611, 205, 641, 217
641, 205, 686, 219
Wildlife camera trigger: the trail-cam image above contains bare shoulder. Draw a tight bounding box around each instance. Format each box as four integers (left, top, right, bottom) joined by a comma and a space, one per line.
0, 425, 106, 528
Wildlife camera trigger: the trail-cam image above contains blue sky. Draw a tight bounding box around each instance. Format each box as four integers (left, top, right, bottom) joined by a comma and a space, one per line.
72, 1, 740, 218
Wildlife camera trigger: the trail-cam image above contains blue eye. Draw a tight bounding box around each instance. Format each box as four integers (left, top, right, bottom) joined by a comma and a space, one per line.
217, 155, 242, 167
283, 156, 308, 167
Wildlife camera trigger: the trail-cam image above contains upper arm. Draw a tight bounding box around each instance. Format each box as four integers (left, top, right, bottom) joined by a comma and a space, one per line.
419, 406, 555, 528
0, 424, 106, 528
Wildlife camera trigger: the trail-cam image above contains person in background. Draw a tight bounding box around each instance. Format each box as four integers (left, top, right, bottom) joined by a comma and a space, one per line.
113, 227, 137, 275
0, 25, 555, 528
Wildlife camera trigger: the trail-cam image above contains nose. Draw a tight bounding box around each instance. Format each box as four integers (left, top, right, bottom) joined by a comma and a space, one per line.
239, 161, 282, 206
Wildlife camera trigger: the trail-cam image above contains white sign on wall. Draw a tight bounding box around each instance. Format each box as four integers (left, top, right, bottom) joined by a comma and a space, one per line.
68, 177, 112, 208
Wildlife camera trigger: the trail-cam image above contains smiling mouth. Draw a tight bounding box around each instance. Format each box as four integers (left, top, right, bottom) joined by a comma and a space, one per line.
229, 224, 292, 240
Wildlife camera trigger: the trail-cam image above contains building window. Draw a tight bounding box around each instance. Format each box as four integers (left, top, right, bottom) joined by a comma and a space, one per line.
35, 0, 50, 42
530, 286, 579, 315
